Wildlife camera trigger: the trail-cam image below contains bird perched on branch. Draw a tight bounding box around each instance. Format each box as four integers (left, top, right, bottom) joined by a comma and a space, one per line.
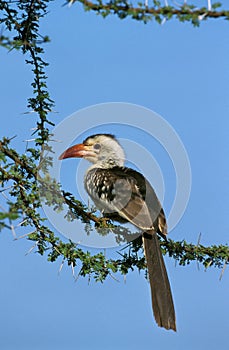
59, 133, 176, 331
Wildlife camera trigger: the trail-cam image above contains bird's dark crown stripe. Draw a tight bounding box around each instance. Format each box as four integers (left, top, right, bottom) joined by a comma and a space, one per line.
83, 134, 116, 144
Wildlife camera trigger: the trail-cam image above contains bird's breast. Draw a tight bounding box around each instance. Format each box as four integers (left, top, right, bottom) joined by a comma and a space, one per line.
84, 169, 117, 212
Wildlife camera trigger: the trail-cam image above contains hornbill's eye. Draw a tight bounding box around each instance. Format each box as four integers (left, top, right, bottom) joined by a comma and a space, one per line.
93, 143, 101, 150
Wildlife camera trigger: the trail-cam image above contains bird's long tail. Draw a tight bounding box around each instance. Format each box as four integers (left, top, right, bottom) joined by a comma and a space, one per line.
143, 232, 176, 331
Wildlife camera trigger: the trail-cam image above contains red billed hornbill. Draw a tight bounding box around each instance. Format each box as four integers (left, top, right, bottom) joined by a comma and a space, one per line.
59, 133, 176, 331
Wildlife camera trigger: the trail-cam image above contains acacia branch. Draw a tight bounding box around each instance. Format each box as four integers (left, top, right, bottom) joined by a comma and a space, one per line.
0, 0, 54, 145
71, 0, 229, 24
79, 0, 228, 18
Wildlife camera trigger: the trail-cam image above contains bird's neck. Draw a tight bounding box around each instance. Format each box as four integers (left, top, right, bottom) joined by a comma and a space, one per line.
88, 157, 124, 170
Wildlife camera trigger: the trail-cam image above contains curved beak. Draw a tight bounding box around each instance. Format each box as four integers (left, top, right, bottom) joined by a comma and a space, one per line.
59, 143, 95, 160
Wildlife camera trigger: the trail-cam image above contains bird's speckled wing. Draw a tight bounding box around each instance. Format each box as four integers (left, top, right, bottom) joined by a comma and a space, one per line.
85, 166, 166, 235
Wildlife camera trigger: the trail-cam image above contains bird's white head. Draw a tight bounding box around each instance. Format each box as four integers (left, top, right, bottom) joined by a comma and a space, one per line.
59, 134, 125, 168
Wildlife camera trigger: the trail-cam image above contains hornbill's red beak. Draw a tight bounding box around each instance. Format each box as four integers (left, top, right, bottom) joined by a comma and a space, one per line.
59, 144, 96, 160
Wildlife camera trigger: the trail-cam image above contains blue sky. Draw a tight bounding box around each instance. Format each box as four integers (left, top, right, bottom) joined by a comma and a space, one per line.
0, 2, 229, 349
